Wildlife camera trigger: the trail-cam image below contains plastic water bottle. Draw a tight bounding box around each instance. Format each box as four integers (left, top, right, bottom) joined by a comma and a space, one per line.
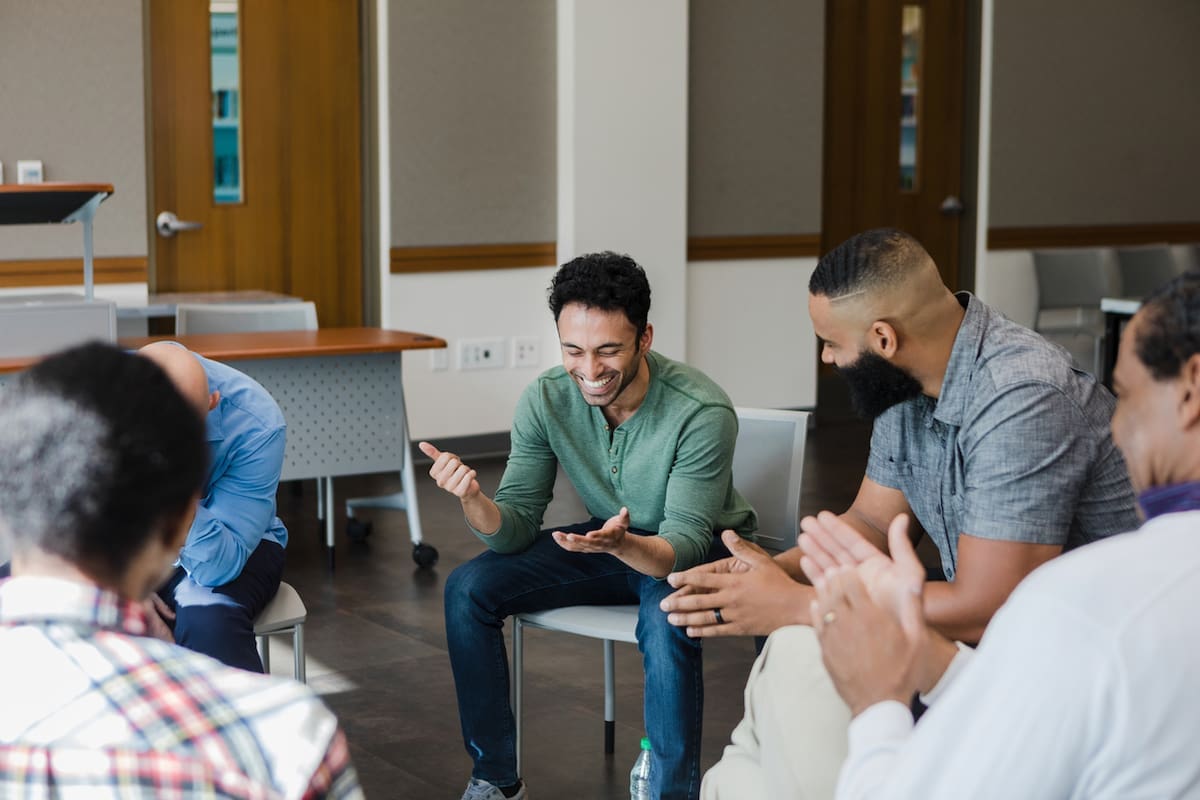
630, 736, 652, 800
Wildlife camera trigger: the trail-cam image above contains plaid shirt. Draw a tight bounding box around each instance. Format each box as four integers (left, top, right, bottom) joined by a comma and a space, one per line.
0, 576, 362, 799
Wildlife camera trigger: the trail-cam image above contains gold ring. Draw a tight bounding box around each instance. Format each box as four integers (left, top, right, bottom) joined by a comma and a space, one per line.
822, 610, 837, 625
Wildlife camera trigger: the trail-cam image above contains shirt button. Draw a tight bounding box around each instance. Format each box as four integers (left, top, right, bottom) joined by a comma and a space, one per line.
604, 424, 610, 431
611, 466, 618, 474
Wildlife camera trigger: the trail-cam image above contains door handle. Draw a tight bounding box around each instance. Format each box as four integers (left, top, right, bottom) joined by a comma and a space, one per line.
939, 196, 965, 216
156, 211, 204, 238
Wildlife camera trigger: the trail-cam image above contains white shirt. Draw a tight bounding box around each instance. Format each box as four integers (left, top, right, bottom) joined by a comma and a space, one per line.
839, 510, 1200, 800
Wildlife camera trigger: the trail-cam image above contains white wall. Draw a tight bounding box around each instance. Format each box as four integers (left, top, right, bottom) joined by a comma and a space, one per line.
387, 267, 560, 441
688, 258, 817, 409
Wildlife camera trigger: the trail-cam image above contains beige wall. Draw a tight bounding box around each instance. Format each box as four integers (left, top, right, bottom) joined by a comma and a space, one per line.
0, 0, 148, 259
387, 0, 557, 247
687, 0, 824, 237
990, 0, 1200, 227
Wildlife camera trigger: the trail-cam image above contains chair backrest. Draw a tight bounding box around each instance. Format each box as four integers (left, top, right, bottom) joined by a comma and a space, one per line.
732, 407, 809, 553
175, 301, 318, 334
1031, 248, 1121, 309
1116, 244, 1181, 300
0, 298, 116, 358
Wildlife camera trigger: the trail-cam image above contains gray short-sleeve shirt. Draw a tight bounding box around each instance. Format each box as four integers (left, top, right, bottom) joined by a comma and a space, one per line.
866, 293, 1137, 580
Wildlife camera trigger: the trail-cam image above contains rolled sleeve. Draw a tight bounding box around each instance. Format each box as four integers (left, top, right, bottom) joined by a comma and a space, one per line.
958, 382, 1095, 545
864, 407, 906, 491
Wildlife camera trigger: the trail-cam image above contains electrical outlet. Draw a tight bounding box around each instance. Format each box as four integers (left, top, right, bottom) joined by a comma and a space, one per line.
459, 338, 506, 370
513, 336, 540, 367
429, 348, 449, 371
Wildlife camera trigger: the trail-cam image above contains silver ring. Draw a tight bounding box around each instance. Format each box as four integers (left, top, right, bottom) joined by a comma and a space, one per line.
713, 608, 725, 625
822, 610, 837, 626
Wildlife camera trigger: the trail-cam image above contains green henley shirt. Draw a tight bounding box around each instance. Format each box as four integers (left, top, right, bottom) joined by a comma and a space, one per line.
471, 350, 758, 572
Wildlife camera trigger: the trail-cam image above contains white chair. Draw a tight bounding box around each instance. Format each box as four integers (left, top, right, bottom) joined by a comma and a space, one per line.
1115, 245, 1183, 299
1031, 248, 1121, 375
0, 297, 116, 358
254, 581, 307, 682
511, 407, 809, 772
174, 301, 318, 334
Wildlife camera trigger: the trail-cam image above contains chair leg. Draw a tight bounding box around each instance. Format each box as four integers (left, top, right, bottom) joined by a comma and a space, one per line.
294, 623, 306, 683
316, 477, 326, 521
259, 634, 271, 674
603, 638, 615, 755
513, 617, 525, 776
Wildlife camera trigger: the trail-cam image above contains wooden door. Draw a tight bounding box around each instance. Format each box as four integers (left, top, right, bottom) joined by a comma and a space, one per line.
149, 0, 363, 327
822, 0, 966, 288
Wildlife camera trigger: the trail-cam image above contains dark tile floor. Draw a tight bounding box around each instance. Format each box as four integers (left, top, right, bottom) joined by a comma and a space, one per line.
271, 399, 871, 799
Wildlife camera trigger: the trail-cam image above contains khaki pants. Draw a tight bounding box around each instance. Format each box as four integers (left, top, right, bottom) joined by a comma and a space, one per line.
701, 626, 850, 800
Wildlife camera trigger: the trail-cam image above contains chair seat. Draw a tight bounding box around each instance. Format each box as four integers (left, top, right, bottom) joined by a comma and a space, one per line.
254, 581, 306, 635
517, 605, 638, 644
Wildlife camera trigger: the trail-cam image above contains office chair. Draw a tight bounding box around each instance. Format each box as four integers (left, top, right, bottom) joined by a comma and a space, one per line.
1031, 248, 1121, 375
1115, 245, 1182, 299
174, 301, 318, 335
511, 407, 809, 773
254, 581, 307, 682
0, 297, 117, 358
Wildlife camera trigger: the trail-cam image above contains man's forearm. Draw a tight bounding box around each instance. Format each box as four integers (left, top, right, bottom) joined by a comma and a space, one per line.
614, 534, 678, 578
922, 582, 991, 645
462, 493, 502, 536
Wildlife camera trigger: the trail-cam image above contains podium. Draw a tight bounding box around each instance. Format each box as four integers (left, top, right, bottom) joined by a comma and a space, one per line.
0, 183, 114, 300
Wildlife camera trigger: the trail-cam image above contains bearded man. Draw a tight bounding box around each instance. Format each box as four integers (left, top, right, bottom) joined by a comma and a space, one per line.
661, 228, 1137, 799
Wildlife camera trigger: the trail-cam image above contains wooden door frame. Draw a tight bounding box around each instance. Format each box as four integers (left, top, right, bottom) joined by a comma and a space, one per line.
819, 0, 981, 289
141, 0, 378, 324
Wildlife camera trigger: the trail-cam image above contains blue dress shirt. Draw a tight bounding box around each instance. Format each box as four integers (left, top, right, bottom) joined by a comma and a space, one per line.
179, 354, 288, 587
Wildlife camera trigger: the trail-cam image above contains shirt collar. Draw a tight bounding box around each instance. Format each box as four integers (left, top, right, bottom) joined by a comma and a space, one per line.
1137, 481, 1200, 521
0, 576, 149, 636
932, 292, 984, 427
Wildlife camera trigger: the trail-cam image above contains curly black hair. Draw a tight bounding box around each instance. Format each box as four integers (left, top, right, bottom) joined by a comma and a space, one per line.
810, 228, 930, 298
1134, 271, 1200, 380
547, 251, 651, 340
0, 342, 207, 584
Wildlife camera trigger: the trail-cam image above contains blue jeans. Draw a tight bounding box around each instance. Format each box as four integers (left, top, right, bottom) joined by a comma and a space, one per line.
444, 521, 726, 800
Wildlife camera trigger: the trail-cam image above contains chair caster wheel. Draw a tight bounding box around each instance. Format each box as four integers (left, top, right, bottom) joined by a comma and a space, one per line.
346, 518, 373, 543
412, 542, 439, 568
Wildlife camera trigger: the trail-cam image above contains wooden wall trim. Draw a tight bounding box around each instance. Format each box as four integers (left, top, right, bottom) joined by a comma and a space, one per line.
989, 223, 1200, 251
0, 256, 148, 288
687, 234, 821, 261
390, 242, 557, 274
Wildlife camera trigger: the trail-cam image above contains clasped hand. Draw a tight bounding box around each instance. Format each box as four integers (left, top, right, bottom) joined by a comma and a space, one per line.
659, 529, 811, 637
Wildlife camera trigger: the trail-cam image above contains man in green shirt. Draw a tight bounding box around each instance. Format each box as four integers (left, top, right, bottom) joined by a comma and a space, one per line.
421, 252, 756, 800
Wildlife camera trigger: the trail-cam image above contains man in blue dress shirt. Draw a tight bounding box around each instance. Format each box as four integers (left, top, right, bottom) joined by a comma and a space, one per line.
140, 341, 288, 672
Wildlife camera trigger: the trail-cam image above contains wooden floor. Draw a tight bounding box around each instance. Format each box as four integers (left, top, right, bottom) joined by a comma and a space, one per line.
271, 393, 871, 799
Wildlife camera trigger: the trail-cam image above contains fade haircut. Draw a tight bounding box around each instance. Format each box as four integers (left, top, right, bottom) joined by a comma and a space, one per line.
809, 228, 932, 299
548, 251, 652, 341
1134, 271, 1200, 380
0, 342, 207, 583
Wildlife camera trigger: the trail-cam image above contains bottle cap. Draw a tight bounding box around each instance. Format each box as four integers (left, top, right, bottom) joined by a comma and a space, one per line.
640, 737, 651, 750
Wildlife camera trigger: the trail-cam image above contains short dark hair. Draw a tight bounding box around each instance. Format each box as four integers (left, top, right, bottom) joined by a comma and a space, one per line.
547, 251, 652, 341
0, 342, 207, 583
1134, 271, 1200, 380
810, 228, 930, 298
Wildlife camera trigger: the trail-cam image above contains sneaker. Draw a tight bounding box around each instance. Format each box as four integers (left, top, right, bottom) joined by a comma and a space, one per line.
461, 778, 527, 800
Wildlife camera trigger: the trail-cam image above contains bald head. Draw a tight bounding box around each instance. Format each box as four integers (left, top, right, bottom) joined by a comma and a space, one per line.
138, 342, 214, 415
810, 228, 952, 329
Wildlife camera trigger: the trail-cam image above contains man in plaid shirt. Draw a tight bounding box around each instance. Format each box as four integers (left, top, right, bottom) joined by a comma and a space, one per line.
0, 343, 361, 799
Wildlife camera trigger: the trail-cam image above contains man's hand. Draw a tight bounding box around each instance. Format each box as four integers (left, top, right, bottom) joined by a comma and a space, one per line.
143, 595, 176, 643
799, 511, 920, 614
660, 529, 812, 637
809, 565, 923, 716
418, 441, 480, 500
553, 507, 630, 554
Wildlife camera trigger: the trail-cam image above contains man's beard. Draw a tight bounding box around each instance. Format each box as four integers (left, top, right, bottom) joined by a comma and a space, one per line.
837, 351, 924, 420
